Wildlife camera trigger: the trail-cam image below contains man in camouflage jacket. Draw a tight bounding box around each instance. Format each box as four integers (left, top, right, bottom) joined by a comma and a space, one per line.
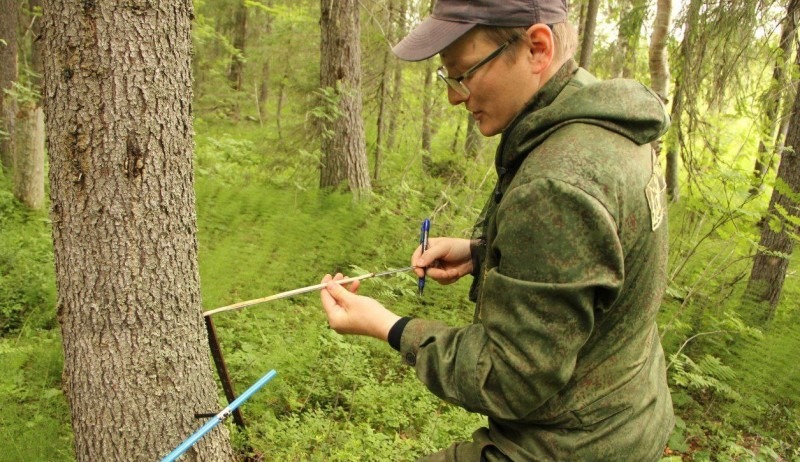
320, 1, 674, 460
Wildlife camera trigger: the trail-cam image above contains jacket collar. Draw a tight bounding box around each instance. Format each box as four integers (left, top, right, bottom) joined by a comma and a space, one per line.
496, 59, 579, 173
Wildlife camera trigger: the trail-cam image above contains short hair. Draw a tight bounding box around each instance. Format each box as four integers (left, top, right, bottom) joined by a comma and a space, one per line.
476, 21, 577, 64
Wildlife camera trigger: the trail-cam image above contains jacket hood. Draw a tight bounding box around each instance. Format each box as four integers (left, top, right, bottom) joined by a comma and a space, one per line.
499, 63, 670, 171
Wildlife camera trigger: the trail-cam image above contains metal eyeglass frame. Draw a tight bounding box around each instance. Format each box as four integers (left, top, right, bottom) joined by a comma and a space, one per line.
436, 39, 513, 97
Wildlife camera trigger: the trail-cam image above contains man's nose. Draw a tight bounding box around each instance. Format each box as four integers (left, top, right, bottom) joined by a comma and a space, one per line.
447, 86, 468, 106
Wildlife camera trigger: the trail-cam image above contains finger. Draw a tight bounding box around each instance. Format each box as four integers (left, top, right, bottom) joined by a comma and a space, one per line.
320, 274, 337, 308
412, 244, 433, 275
325, 280, 353, 306
331, 273, 359, 294
345, 279, 361, 293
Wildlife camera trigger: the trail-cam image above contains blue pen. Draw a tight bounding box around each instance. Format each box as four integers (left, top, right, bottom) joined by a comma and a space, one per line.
418, 218, 430, 296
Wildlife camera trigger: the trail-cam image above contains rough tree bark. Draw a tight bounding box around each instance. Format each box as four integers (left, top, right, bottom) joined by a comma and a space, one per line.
0, 0, 19, 170
319, 0, 371, 194
744, 43, 800, 322
42, 0, 234, 459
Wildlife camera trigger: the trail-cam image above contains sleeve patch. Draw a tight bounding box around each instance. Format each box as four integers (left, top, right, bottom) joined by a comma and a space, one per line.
646, 149, 666, 231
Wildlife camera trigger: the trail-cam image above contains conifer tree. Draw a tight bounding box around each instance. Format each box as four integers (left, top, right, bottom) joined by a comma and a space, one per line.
42, 0, 234, 458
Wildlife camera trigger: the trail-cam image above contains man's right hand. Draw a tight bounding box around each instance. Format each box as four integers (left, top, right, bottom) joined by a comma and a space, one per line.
412, 237, 474, 285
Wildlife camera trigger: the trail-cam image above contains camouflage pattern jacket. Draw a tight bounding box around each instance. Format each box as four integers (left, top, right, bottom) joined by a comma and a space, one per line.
399, 60, 674, 461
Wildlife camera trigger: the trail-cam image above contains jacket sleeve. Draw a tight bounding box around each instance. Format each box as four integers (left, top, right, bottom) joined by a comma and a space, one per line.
399, 178, 624, 421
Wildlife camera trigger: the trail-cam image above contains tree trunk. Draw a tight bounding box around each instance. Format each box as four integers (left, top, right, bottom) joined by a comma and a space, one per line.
257, 1, 274, 124
665, 0, 702, 201
0, 0, 18, 171
418, 0, 435, 173
421, 59, 434, 173
228, 0, 247, 92
42, 1, 234, 460
374, 55, 389, 181
665, 83, 682, 201
752, 0, 799, 193
648, 0, 672, 104
648, 0, 672, 154
319, 0, 371, 194
578, 0, 599, 71
13, 0, 47, 211
373, 0, 396, 182
744, 41, 800, 321
577, 0, 587, 38
625, 1, 648, 79
611, 0, 647, 79
277, 65, 287, 139
12, 105, 44, 209
610, 1, 632, 78
465, 113, 482, 158
30, 0, 45, 92
386, 0, 407, 154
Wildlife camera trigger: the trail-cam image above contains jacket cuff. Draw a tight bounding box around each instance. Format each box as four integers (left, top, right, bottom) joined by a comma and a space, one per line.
387, 316, 413, 351
470, 238, 486, 277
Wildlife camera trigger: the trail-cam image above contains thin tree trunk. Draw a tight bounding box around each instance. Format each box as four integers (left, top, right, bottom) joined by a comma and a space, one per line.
752, 0, 799, 193
373, 0, 396, 182
30, 0, 45, 92
386, 0, 407, 153
319, 0, 371, 194
744, 43, 800, 321
665, 0, 702, 201
12, 105, 44, 209
578, 0, 599, 70
648, 0, 672, 154
277, 65, 287, 139
16, 0, 47, 210
465, 113, 482, 158
611, 1, 633, 78
275, 24, 292, 140
421, 59, 434, 173
228, 0, 247, 91
0, 0, 18, 170
43, 0, 234, 459
648, 0, 672, 104
257, 1, 274, 124
419, 0, 434, 173
611, 0, 647, 79
665, 96, 682, 201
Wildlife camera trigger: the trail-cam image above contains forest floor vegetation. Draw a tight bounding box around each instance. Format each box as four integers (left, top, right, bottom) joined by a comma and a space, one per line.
1, 118, 798, 461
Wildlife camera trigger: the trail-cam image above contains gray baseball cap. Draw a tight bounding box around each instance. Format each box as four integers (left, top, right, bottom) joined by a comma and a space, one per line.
393, 0, 568, 62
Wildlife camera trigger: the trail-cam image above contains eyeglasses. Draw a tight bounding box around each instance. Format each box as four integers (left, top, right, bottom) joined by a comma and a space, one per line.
436, 39, 513, 97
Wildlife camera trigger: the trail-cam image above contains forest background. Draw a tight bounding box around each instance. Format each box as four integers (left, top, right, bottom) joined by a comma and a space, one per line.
1, 0, 799, 460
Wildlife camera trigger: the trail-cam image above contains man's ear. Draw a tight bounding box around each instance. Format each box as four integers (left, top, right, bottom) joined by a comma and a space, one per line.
525, 24, 554, 74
